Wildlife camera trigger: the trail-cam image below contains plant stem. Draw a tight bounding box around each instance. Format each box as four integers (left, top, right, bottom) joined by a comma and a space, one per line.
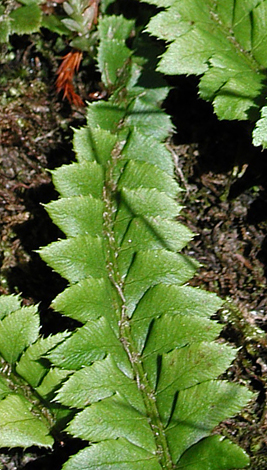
102, 136, 175, 470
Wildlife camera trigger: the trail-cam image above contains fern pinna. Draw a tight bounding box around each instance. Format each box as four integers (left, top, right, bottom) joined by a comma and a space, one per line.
0, 14, 252, 470
144, 0, 267, 149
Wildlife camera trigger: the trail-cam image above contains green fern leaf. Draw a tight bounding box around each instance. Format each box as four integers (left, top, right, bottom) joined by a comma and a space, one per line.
0, 296, 71, 448
0, 294, 21, 320
252, 105, 267, 146
97, 15, 136, 88
16, 332, 71, 388
0, 303, 39, 364
145, 0, 267, 147
37, 15, 253, 469
0, 394, 53, 448
176, 435, 250, 470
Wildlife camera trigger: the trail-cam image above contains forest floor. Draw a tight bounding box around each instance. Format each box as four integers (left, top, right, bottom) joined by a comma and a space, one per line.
0, 32, 267, 470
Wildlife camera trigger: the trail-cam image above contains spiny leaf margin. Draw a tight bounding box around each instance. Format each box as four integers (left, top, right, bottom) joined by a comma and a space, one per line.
38, 14, 253, 470
144, 0, 267, 148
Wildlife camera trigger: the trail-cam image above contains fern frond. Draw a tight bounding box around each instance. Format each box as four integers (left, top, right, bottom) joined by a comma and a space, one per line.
37, 14, 253, 469
144, 0, 267, 147
0, 295, 71, 448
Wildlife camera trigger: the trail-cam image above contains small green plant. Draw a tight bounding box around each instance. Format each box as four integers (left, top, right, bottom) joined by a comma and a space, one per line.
0, 12, 254, 469
0, 0, 113, 104
0, 0, 103, 45
144, 0, 267, 148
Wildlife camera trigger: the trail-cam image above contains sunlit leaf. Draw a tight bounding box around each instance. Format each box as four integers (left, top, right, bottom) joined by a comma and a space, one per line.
145, 0, 267, 147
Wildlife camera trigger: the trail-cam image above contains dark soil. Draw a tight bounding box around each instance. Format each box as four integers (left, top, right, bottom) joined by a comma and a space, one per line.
0, 35, 267, 470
